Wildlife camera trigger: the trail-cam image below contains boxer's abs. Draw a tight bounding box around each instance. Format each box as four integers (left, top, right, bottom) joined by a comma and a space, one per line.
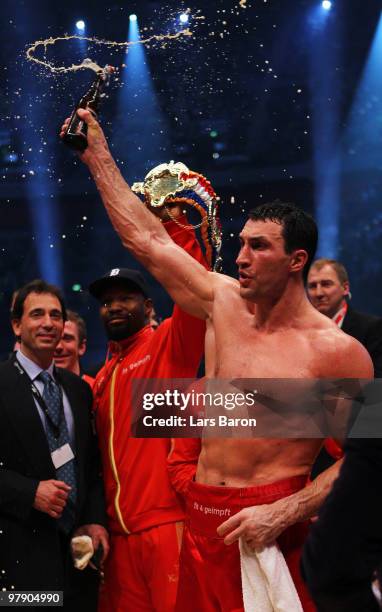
196, 437, 322, 487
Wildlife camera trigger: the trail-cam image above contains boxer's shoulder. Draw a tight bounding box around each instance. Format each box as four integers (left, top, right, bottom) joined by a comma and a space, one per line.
213, 272, 239, 290
312, 324, 373, 377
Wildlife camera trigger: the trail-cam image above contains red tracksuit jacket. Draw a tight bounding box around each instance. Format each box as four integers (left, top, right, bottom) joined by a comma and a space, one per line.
93, 217, 206, 534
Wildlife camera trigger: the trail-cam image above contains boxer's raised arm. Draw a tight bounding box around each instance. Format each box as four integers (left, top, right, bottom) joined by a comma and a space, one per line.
63, 109, 214, 320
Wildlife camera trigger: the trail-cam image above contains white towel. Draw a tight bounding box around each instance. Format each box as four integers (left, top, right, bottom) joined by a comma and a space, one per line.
71, 535, 94, 570
239, 538, 304, 612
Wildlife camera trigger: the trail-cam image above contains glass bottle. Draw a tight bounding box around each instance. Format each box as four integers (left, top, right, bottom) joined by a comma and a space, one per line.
63, 67, 110, 151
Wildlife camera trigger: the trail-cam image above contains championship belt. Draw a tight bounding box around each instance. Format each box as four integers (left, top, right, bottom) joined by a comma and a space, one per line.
132, 161, 223, 271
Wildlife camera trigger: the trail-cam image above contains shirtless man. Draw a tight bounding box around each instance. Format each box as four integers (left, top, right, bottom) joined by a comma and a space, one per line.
61, 109, 373, 611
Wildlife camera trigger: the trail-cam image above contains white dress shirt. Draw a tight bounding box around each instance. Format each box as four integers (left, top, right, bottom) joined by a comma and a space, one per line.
16, 349, 75, 446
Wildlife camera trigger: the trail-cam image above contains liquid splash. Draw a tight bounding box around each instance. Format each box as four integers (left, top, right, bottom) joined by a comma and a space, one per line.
25, 29, 192, 75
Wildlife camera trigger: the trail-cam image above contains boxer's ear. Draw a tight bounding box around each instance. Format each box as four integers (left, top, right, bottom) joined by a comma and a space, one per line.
289, 249, 308, 274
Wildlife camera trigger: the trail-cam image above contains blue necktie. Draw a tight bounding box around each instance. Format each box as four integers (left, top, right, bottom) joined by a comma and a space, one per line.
38, 371, 77, 533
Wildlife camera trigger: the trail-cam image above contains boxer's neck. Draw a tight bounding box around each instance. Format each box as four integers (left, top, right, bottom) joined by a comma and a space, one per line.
252, 281, 309, 331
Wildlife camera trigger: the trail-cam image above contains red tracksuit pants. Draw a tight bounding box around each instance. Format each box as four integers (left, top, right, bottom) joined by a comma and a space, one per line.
98, 522, 183, 612
176, 476, 316, 612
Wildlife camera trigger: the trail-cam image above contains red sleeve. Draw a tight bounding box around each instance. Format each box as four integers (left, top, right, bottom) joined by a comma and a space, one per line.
82, 374, 95, 389
163, 215, 209, 270
161, 219, 205, 496
161, 215, 208, 372
324, 438, 344, 460
167, 438, 201, 497
162, 214, 209, 271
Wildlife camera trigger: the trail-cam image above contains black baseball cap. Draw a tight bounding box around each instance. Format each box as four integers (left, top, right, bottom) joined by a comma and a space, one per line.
88, 268, 149, 300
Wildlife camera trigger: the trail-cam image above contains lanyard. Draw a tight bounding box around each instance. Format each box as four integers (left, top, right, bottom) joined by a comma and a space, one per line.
15, 358, 63, 439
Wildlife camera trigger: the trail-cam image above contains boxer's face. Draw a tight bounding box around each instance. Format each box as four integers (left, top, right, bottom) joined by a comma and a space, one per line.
99, 282, 152, 340
236, 220, 293, 301
307, 264, 349, 318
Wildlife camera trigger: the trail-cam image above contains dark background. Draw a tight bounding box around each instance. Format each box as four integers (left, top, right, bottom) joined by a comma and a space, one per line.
0, 0, 381, 367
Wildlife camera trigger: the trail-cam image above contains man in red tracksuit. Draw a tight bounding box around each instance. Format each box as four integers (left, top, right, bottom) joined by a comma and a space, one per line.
89, 211, 207, 612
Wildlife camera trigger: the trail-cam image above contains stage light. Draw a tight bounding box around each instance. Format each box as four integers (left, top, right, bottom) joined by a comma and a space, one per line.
72, 283, 82, 292
310, 0, 339, 257
179, 13, 189, 24
322, 1, 331, 10
129, 14, 137, 22
5, 152, 19, 163
115, 8, 170, 181
75, 20, 85, 31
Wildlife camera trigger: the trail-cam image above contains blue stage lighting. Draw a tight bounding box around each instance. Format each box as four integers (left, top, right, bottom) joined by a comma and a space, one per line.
129, 14, 137, 22
5, 152, 19, 163
76, 20, 85, 31
309, 0, 339, 257
113, 10, 170, 180
322, 1, 332, 10
179, 13, 189, 24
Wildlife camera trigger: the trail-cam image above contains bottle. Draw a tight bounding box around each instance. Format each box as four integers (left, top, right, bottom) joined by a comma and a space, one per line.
62, 66, 111, 151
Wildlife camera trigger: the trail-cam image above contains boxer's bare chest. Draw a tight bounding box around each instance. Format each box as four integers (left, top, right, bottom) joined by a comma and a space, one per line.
209, 287, 324, 379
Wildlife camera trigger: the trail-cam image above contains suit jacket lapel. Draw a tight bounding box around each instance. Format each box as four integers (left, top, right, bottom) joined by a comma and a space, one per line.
3, 357, 54, 475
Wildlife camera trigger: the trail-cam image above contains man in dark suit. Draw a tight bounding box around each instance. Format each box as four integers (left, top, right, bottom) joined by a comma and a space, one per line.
307, 258, 382, 376
307, 258, 382, 475
302, 435, 382, 611
305, 261, 382, 607
0, 279, 109, 609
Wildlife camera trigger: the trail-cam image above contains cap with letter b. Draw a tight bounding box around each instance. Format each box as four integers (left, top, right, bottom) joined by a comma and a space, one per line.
88, 268, 149, 300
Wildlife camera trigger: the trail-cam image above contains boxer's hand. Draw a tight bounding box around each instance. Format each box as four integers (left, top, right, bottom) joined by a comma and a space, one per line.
59, 108, 110, 163
60, 117, 71, 138
217, 499, 291, 549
